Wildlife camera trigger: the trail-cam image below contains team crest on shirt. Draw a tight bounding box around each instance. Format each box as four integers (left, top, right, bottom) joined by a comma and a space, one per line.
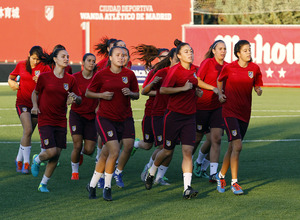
34, 70, 40, 76
248, 71, 254, 79
45, 6, 54, 21
145, 134, 149, 140
197, 125, 202, 131
22, 107, 27, 112
44, 139, 49, 145
63, 83, 69, 91
122, 77, 128, 84
72, 126, 76, 132
157, 135, 162, 142
232, 130, 237, 136
166, 140, 171, 147
107, 130, 113, 137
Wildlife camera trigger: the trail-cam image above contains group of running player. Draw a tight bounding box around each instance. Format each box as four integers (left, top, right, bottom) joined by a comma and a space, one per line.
8, 37, 263, 201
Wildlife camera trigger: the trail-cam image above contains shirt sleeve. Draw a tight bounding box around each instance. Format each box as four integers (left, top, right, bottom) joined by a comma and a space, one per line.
10, 63, 22, 76
87, 72, 102, 93
129, 71, 139, 93
254, 66, 263, 87
218, 64, 229, 82
197, 59, 209, 80
35, 73, 45, 93
161, 68, 177, 88
70, 76, 81, 96
143, 70, 154, 88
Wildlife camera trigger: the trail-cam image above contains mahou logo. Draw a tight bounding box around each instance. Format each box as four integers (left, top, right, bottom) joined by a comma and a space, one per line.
215, 34, 300, 65
45, 6, 54, 21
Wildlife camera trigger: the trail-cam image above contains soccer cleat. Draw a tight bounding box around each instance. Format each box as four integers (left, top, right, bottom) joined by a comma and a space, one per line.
97, 177, 104, 188
15, 160, 23, 173
103, 187, 112, 201
231, 182, 244, 195
216, 172, 226, 193
154, 178, 170, 186
86, 183, 97, 199
21, 162, 30, 174
199, 170, 210, 179
209, 173, 217, 183
131, 138, 140, 156
162, 176, 169, 181
113, 172, 124, 188
71, 172, 79, 180
40, 162, 46, 166
145, 172, 154, 190
141, 164, 150, 182
31, 154, 40, 177
183, 186, 198, 199
193, 161, 202, 177
79, 154, 83, 166
38, 183, 49, 192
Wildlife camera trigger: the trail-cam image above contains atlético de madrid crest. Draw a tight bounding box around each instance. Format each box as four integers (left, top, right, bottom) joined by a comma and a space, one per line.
63, 83, 69, 91
122, 77, 128, 84
45, 6, 54, 21
248, 71, 254, 79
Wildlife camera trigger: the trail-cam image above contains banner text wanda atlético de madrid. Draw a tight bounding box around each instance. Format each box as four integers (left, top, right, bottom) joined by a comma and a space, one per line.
183, 25, 300, 87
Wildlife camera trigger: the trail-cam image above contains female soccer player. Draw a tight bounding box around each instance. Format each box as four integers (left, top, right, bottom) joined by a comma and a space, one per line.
86, 46, 139, 201
8, 46, 50, 174
31, 48, 81, 192
216, 40, 263, 195
131, 45, 169, 155
193, 40, 227, 182
140, 48, 179, 185
70, 53, 98, 180
144, 40, 202, 199
95, 37, 117, 71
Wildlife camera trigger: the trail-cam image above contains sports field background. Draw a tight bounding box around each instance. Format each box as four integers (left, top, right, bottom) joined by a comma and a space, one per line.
0, 86, 299, 219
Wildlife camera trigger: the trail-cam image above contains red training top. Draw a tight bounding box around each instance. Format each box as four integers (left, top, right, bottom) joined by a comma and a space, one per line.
87, 67, 139, 122
96, 57, 109, 71
196, 57, 227, 110
71, 71, 99, 120
218, 60, 263, 123
143, 69, 155, 117
10, 60, 51, 108
149, 67, 170, 116
162, 63, 199, 115
35, 71, 80, 127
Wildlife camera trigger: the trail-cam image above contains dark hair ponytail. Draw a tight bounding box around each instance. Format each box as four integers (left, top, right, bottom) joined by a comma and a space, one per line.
95, 37, 117, 58
25, 46, 48, 73
39, 48, 66, 68
153, 48, 176, 73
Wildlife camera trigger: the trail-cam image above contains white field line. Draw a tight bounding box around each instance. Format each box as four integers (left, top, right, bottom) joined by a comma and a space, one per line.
1, 139, 299, 144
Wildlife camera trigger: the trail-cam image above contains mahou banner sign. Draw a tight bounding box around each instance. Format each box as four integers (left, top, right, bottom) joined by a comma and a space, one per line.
183, 25, 300, 87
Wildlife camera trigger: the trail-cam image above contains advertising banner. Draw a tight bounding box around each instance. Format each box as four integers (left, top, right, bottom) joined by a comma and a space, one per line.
183, 25, 300, 87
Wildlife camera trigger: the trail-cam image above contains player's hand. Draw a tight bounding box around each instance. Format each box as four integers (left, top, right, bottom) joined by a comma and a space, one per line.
219, 94, 227, 103
122, 88, 132, 96
255, 87, 262, 96
32, 75, 39, 83
8, 79, 19, 91
67, 92, 76, 105
101, 91, 114, 100
182, 80, 193, 91
151, 76, 162, 85
196, 88, 203, 97
31, 106, 40, 115
212, 87, 219, 95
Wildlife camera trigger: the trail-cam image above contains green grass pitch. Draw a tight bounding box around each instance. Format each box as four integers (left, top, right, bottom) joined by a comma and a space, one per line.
0, 86, 299, 219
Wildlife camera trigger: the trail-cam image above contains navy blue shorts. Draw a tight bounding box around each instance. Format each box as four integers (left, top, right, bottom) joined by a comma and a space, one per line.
69, 110, 97, 142
224, 117, 248, 142
152, 115, 164, 147
95, 116, 124, 144
122, 117, 135, 139
163, 110, 196, 150
196, 108, 224, 134
38, 125, 67, 149
142, 115, 154, 143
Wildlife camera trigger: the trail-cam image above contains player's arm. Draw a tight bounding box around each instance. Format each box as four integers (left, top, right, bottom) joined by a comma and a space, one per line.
254, 86, 262, 96
160, 80, 193, 95
85, 89, 114, 100
217, 80, 226, 103
31, 90, 40, 115
122, 88, 139, 100
8, 75, 19, 91
141, 76, 162, 95
197, 77, 218, 95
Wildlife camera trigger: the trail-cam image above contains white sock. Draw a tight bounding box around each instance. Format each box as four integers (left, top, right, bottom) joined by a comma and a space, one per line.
196, 151, 207, 164
219, 172, 225, 179
71, 162, 79, 173
104, 172, 113, 188
134, 140, 139, 148
115, 168, 123, 175
210, 162, 218, 175
41, 175, 50, 185
201, 158, 210, 171
90, 171, 103, 188
183, 173, 192, 191
155, 165, 168, 181
16, 144, 24, 161
231, 179, 238, 185
147, 157, 154, 167
149, 164, 158, 176
34, 154, 41, 164
23, 146, 31, 163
